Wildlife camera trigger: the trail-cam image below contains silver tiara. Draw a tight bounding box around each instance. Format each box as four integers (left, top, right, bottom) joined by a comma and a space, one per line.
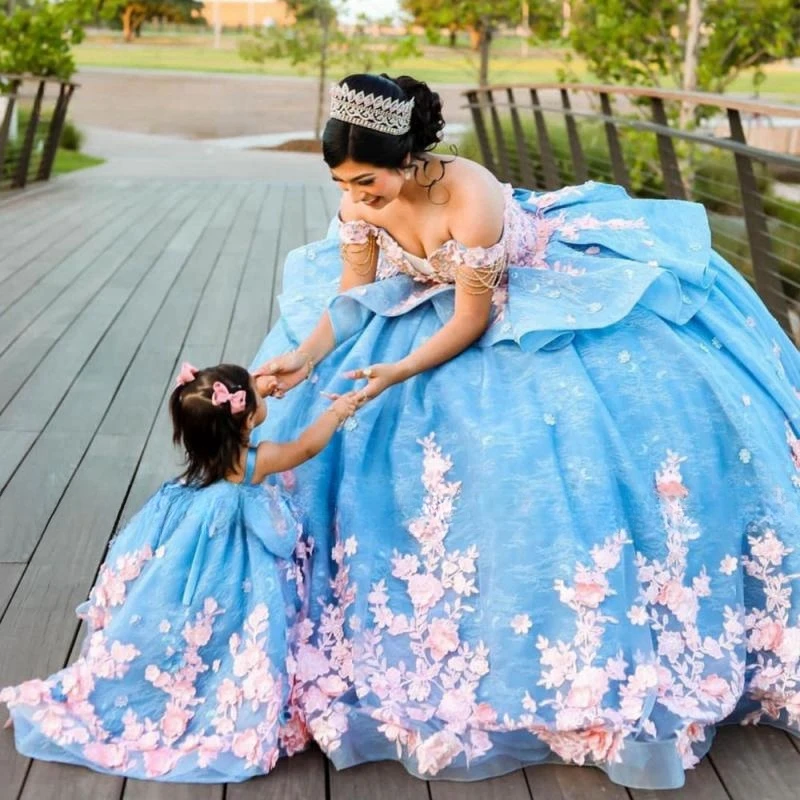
329, 82, 414, 136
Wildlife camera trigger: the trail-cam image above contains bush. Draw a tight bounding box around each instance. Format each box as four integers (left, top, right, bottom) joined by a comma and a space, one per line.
59, 120, 83, 152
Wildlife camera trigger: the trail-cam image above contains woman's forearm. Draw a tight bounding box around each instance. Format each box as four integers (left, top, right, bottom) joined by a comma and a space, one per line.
394, 312, 488, 382
298, 311, 337, 365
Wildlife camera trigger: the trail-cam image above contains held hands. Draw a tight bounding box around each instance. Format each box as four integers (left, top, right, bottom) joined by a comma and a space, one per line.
345, 363, 402, 402
325, 392, 362, 424
252, 350, 314, 397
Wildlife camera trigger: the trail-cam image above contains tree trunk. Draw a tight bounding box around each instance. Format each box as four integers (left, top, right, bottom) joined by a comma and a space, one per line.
122, 5, 135, 42
448, 28, 457, 48
478, 26, 493, 87
314, 17, 331, 141
468, 28, 481, 51
680, 0, 703, 127
561, 0, 571, 37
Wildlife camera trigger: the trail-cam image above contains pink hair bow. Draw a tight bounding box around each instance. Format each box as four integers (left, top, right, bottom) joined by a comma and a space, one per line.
175, 362, 198, 387
212, 382, 247, 414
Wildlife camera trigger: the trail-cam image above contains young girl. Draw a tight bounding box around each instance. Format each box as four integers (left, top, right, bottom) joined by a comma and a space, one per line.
1, 362, 359, 783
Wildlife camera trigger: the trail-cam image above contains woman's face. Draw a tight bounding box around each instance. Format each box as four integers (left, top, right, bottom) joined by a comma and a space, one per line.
330, 158, 406, 210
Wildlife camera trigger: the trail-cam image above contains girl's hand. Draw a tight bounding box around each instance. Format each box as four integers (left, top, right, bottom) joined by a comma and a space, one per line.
345, 363, 403, 401
330, 392, 361, 422
252, 350, 313, 397
254, 375, 280, 397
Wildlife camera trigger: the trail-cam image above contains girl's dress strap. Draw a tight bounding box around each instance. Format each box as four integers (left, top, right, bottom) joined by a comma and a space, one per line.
243, 447, 258, 485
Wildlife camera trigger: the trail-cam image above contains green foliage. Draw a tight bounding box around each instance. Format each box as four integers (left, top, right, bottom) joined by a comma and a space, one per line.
240, 7, 417, 75
99, 0, 204, 42
569, 0, 800, 93
239, 1, 419, 137
0, 0, 90, 80
58, 119, 84, 151
401, 0, 560, 85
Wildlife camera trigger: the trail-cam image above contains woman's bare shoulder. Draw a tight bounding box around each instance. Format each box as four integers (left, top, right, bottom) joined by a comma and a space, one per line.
441, 157, 506, 246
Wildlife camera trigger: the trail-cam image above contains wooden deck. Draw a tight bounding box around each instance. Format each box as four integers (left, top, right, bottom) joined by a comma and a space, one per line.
1, 175, 800, 800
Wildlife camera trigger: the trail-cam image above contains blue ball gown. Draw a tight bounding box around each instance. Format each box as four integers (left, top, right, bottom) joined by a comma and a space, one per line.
1, 450, 312, 782
251, 181, 800, 789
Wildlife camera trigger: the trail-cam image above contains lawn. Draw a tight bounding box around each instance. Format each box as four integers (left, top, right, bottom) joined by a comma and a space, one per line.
74, 31, 799, 100
52, 149, 105, 175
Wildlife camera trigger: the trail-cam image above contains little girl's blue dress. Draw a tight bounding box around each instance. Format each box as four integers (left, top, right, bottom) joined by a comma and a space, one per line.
252, 181, 800, 789
1, 450, 311, 782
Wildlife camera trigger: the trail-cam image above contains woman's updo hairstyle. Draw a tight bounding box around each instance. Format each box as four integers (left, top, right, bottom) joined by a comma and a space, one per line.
322, 73, 445, 170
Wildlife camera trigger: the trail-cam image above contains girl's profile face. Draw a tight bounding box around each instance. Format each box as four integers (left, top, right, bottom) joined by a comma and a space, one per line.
331, 158, 406, 211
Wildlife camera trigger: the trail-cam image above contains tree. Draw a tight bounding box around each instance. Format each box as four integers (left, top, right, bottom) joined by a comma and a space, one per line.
239, 1, 418, 139
402, 0, 560, 87
99, 0, 203, 43
570, 0, 800, 97
0, 0, 90, 79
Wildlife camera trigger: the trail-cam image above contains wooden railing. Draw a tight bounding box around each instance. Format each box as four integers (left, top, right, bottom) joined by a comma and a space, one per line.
0, 75, 79, 191
463, 84, 800, 338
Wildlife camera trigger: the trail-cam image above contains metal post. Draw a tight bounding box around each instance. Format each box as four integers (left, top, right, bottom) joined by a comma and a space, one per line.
599, 92, 631, 191
650, 96, 686, 200
37, 82, 75, 182
12, 79, 45, 189
560, 88, 588, 183
487, 90, 511, 182
466, 89, 496, 176
728, 108, 789, 327
507, 88, 535, 187
530, 88, 559, 190
0, 78, 20, 187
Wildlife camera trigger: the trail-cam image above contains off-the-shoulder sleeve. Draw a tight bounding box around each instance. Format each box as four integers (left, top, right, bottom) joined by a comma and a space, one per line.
435, 239, 508, 294
338, 217, 380, 245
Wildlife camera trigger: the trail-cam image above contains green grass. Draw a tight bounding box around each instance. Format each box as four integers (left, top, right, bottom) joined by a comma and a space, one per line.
73, 31, 799, 100
52, 148, 105, 175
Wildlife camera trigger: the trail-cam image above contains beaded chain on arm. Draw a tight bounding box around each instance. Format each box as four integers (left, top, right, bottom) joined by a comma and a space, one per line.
454, 253, 508, 295
339, 234, 379, 278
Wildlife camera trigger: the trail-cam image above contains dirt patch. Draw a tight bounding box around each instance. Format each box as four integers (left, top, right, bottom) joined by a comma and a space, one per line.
258, 138, 322, 153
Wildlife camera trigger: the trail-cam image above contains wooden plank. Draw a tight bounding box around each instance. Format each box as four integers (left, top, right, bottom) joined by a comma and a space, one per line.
0, 186, 113, 279
0, 182, 170, 365
0, 433, 142, 799
524, 764, 630, 800
0, 186, 139, 310
321, 183, 340, 221
630, 758, 729, 800
18, 761, 123, 800
269, 185, 306, 326
431, 769, 531, 799
304, 184, 330, 243
184, 183, 266, 349
223, 184, 285, 366
6, 186, 246, 800
123, 781, 219, 800
329, 760, 430, 800
0, 563, 23, 617
708, 726, 800, 800
0, 430, 93, 564
0, 182, 193, 424
0, 186, 226, 562
0, 181, 77, 237
141, 185, 247, 353
0, 430, 36, 491
226, 746, 327, 800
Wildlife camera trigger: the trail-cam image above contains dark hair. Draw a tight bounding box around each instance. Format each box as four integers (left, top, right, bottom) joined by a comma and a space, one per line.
169, 363, 257, 487
322, 73, 445, 170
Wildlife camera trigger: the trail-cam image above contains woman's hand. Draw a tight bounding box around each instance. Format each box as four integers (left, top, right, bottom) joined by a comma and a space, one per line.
252, 350, 313, 397
345, 363, 404, 402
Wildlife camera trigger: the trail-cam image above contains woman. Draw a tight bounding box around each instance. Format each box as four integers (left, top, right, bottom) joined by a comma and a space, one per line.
251, 73, 800, 789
